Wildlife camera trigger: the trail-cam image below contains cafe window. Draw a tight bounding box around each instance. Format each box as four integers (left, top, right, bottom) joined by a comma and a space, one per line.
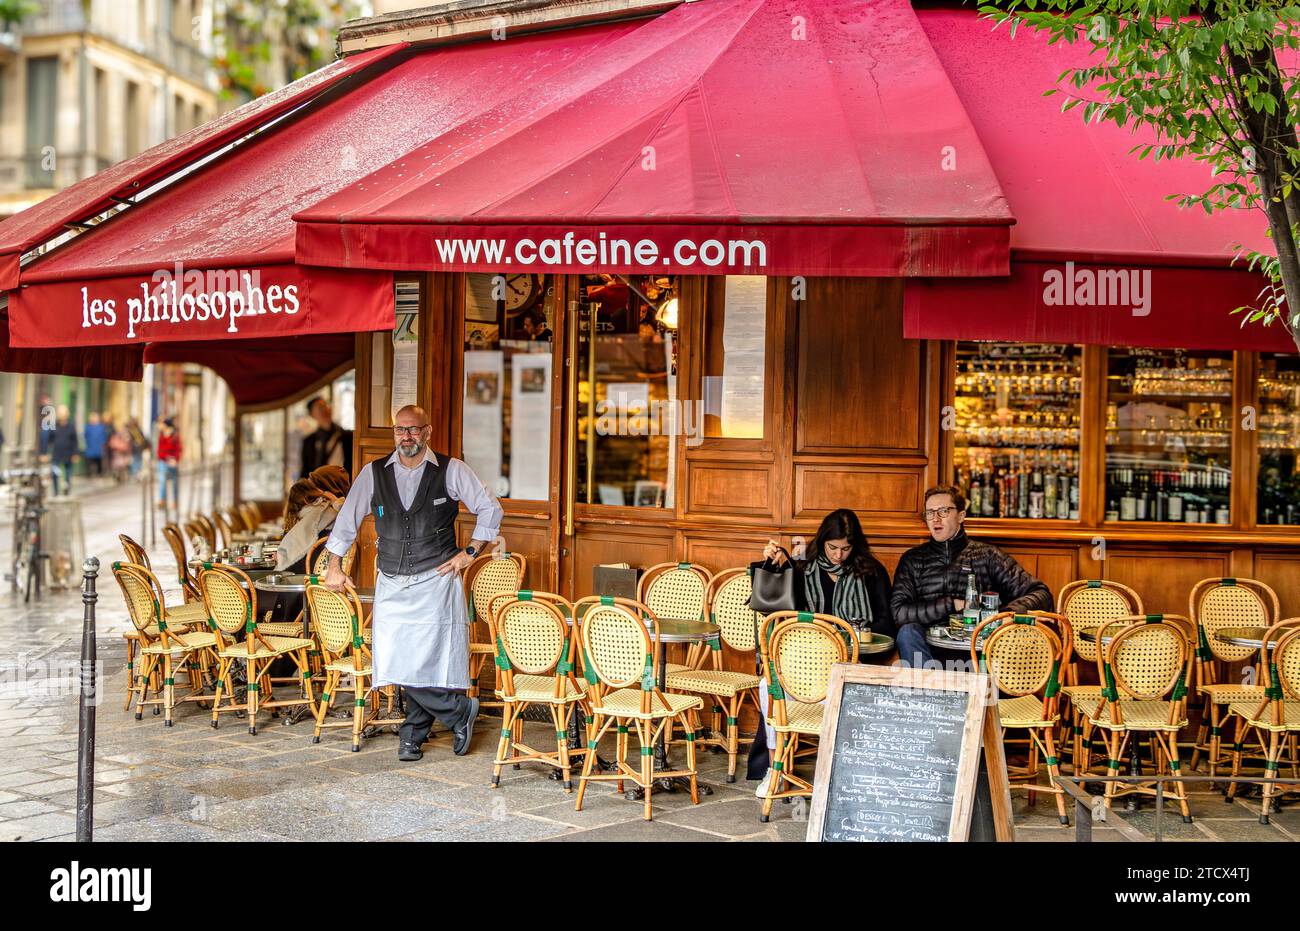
239, 409, 285, 502
1257, 353, 1300, 525
952, 343, 1082, 519
576, 273, 680, 508
1104, 347, 1233, 524
240, 371, 355, 500
703, 276, 767, 440
461, 273, 557, 500
370, 279, 420, 428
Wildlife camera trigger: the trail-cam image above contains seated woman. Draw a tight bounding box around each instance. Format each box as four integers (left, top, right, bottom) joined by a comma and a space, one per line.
759, 508, 895, 638
308, 463, 351, 500
748, 508, 895, 795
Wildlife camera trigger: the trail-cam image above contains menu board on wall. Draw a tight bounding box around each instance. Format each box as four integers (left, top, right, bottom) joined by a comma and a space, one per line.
805, 664, 1012, 843
509, 353, 552, 500
720, 275, 766, 438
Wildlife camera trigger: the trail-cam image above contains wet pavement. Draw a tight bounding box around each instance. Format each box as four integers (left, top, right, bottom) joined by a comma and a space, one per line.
0, 480, 1297, 842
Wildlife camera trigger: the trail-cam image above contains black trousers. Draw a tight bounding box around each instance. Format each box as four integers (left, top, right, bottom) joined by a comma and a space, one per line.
399, 686, 473, 746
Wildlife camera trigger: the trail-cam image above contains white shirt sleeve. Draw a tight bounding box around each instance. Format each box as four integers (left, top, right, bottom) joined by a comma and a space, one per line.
445, 457, 503, 544
325, 464, 374, 558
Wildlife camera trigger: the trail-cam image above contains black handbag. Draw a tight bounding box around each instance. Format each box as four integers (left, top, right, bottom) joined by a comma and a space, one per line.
749, 553, 798, 614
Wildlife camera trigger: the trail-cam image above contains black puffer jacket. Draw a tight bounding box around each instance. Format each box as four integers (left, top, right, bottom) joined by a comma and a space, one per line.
890, 529, 1052, 628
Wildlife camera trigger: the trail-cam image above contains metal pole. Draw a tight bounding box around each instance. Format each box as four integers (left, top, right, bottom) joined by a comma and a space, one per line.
75, 556, 99, 842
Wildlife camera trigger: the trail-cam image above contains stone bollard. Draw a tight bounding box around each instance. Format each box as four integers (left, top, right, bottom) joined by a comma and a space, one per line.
76, 556, 99, 842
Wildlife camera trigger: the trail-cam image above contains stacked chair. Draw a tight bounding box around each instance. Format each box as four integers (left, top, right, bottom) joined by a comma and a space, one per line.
756, 610, 858, 822
304, 584, 374, 751
1188, 578, 1279, 776
573, 595, 703, 821
1055, 579, 1144, 774
972, 611, 1071, 824
1225, 620, 1300, 823
465, 551, 526, 704
663, 568, 763, 782
487, 591, 589, 791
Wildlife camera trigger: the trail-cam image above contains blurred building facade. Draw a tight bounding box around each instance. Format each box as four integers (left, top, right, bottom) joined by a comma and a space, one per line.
0, 0, 364, 473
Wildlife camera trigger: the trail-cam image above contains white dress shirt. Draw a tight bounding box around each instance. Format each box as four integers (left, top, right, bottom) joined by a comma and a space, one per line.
325, 447, 503, 562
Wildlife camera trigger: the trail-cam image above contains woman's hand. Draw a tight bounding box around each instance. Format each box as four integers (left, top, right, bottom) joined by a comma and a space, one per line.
763, 539, 788, 565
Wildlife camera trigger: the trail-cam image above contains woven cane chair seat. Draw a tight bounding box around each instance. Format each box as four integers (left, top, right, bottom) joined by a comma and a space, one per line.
1198, 682, 1264, 703
593, 687, 702, 719
256, 622, 306, 638
1227, 700, 1300, 731
141, 631, 219, 655
165, 602, 209, 626
324, 658, 373, 676
1060, 684, 1104, 701
997, 694, 1058, 729
771, 700, 822, 735
123, 623, 199, 641
1087, 700, 1187, 732
217, 636, 313, 659
665, 668, 761, 697
499, 673, 586, 704
664, 662, 690, 674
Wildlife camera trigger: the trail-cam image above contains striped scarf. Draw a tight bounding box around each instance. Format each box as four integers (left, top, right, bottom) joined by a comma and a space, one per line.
804, 554, 872, 624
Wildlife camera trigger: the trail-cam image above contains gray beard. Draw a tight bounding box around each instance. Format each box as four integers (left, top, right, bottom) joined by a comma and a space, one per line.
398, 441, 424, 459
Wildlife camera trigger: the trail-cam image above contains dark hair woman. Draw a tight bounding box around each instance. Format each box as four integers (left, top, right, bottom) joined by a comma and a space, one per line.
760, 508, 894, 638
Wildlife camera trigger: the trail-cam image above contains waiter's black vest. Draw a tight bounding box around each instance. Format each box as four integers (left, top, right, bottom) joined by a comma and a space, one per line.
370, 456, 459, 576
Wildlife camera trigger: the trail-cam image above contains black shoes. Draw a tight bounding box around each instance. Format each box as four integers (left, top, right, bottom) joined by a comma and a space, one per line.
398, 741, 423, 762
453, 697, 480, 756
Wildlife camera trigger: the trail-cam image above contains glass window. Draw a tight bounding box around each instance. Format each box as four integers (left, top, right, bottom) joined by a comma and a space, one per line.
953, 343, 1082, 519
1105, 348, 1233, 524
370, 279, 420, 428
239, 409, 285, 501
461, 273, 556, 501
1257, 353, 1300, 525
576, 274, 679, 508
703, 276, 767, 439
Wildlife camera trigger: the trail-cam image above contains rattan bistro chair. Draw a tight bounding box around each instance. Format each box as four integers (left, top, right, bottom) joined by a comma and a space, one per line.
192, 514, 218, 553
757, 610, 858, 822
200, 565, 316, 734
161, 523, 202, 604
664, 568, 763, 782
113, 563, 218, 726
1087, 614, 1197, 822
1189, 578, 1280, 775
214, 510, 238, 550
305, 584, 374, 751
1226, 620, 1300, 822
489, 592, 590, 791
238, 501, 262, 532
573, 596, 704, 821
639, 561, 712, 670
465, 551, 526, 703
1057, 579, 1144, 773
973, 612, 1071, 824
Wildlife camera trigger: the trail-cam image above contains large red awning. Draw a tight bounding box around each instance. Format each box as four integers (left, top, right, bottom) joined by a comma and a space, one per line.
294, 0, 1012, 277
905, 8, 1293, 353
0, 43, 404, 293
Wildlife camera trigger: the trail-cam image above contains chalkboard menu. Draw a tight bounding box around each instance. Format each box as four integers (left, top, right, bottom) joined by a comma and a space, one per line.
806, 664, 1011, 843
819, 682, 971, 842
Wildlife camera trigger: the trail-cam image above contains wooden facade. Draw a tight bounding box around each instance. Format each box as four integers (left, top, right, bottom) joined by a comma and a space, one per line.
343, 273, 1300, 687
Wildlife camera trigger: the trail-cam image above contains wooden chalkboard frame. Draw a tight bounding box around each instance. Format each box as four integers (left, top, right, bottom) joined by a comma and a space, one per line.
805, 663, 1014, 842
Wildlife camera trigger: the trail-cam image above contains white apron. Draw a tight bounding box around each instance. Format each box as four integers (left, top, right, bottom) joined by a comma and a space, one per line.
372, 568, 469, 689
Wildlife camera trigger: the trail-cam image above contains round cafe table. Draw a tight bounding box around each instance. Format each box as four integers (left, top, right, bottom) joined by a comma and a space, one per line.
926, 616, 992, 655
188, 561, 279, 589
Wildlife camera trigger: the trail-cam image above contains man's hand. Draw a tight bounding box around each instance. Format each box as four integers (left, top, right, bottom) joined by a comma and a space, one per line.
435, 550, 475, 577
323, 554, 351, 592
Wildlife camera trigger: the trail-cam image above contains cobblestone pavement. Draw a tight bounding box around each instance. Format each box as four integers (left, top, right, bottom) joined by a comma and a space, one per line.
0, 481, 1297, 842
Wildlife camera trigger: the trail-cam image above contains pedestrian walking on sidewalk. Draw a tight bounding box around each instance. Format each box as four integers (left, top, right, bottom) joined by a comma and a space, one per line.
40, 406, 80, 496
156, 418, 182, 512
83, 412, 109, 477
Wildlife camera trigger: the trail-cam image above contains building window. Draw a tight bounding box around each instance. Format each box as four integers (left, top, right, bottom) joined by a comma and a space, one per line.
953, 342, 1082, 520
1257, 353, 1300, 525
461, 273, 556, 501
369, 279, 420, 428
1105, 347, 1233, 524
24, 57, 58, 187
239, 409, 285, 502
576, 273, 680, 508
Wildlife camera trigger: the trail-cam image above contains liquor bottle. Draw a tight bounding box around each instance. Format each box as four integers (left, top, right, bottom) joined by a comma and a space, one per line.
1044, 459, 1057, 519
1135, 470, 1149, 521
969, 469, 983, 517
1120, 469, 1137, 521
982, 466, 996, 517
1167, 472, 1184, 521
1105, 496, 1120, 522
962, 573, 980, 625
1068, 472, 1080, 521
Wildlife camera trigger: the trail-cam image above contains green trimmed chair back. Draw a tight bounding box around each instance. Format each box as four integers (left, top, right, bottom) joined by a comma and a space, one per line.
1101, 615, 1193, 702
467, 552, 526, 625
976, 613, 1061, 698
199, 566, 255, 638
306, 584, 366, 659
496, 597, 571, 676
1189, 577, 1277, 665
764, 611, 856, 705
113, 562, 163, 637
639, 562, 711, 623
577, 597, 655, 690
1058, 579, 1142, 664
707, 568, 757, 653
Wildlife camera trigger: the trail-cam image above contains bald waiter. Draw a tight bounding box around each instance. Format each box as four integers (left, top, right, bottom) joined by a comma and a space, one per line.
324, 405, 503, 761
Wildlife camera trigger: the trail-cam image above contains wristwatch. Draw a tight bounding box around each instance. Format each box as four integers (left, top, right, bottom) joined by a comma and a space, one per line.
464, 544, 479, 558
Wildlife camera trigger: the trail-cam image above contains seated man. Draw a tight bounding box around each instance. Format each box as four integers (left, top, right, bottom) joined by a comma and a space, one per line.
891, 484, 1053, 667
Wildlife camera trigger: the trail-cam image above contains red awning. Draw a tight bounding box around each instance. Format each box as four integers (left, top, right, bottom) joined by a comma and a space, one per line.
294, 0, 1012, 277
905, 8, 1290, 352
0, 43, 405, 292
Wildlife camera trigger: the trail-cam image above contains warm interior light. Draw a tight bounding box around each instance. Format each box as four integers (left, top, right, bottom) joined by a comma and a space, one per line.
656, 297, 679, 329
